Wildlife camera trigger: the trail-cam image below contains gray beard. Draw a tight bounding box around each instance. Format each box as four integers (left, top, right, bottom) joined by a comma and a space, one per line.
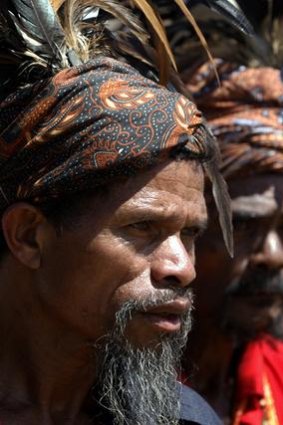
94, 289, 193, 425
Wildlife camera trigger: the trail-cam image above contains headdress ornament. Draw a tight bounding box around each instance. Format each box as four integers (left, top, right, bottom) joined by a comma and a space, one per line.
0, 0, 234, 255
173, 0, 283, 178
187, 61, 283, 178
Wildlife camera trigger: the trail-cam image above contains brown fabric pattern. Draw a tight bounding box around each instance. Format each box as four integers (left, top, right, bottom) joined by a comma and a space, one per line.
186, 60, 283, 178
0, 56, 209, 213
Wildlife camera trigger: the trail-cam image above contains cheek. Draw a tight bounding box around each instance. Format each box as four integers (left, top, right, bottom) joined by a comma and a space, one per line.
37, 233, 150, 339
234, 228, 260, 255
194, 245, 246, 316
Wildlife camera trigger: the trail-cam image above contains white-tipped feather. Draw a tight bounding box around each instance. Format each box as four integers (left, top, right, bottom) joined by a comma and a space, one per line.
62, 0, 149, 63
0, 0, 220, 91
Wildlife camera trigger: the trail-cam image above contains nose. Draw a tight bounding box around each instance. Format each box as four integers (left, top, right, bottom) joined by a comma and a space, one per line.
150, 235, 195, 288
250, 230, 283, 270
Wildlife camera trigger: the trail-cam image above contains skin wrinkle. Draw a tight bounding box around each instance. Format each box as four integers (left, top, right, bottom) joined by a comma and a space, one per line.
0, 159, 206, 424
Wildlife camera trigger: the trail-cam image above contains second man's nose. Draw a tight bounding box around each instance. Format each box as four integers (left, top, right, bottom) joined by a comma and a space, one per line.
250, 230, 283, 270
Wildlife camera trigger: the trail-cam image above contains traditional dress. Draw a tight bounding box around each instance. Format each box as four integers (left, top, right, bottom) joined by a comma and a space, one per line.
232, 335, 283, 425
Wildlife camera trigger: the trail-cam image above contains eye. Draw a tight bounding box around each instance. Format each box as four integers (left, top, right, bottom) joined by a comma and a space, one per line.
233, 216, 263, 234
127, 221, 152, 232
181, 226, 202, 239
233, 217, 250, 232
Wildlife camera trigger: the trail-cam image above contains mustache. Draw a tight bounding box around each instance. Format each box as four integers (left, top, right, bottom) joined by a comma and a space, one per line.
226, 269, 283, 296
115, 288, 194, 335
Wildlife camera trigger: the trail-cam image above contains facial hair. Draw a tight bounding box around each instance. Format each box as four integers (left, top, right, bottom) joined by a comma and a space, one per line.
223, 269, 283, 340
227, 268, 283, 296
93, 288, 193, 425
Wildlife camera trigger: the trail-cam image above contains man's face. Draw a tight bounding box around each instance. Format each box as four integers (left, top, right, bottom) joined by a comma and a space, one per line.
36, 160, 207, 347
194, 174, 283, 339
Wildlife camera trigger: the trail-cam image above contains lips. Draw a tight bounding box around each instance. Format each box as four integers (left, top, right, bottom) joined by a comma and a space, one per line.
141, 299, 191, 333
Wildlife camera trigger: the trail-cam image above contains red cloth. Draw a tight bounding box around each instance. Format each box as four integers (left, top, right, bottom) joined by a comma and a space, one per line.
233, 334, 283, 425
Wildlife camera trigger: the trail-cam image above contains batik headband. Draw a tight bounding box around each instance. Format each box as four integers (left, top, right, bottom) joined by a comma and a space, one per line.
187, 60, 283, 178
0, 57, 208, 210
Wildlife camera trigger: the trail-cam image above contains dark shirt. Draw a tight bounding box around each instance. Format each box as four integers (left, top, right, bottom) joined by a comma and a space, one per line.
179, 383, 223, 425
95, 382, 222, 424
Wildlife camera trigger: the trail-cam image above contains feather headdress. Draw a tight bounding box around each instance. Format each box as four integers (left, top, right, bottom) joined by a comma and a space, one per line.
0, 0, 226, 97
165, 0, 283, 72
0, 0, 235, 256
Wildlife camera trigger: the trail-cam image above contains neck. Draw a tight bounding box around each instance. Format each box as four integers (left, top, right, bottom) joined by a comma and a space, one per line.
0, 264, 98, 424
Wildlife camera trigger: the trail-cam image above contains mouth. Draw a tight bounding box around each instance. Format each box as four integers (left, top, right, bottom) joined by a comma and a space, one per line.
141, 299, 191, 333
226, 272, 283, 298
226, 292, 283, 308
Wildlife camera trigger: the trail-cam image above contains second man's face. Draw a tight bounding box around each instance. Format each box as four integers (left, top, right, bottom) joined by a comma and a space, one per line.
195, 173, 283, 338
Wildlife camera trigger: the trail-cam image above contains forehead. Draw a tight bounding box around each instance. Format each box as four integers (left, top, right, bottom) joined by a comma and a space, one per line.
228, 175, 283, 201
228, 174, 283, 218
89, 160, 206, 224
124, 160, 206, 215
144, 160, 204, 198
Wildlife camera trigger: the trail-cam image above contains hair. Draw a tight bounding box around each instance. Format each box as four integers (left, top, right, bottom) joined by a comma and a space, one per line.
0, 185, 109, 261
0, 148, 211, 261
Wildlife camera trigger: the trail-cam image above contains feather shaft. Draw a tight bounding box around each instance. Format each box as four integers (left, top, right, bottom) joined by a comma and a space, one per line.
131, 0, 177, 71
174, 0, 220, 85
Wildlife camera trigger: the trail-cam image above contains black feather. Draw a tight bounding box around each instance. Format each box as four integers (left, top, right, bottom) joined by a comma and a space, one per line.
203, 0, 254, 35
0, 0, 68, 64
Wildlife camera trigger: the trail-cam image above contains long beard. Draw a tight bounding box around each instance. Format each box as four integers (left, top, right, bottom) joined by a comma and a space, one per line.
94, 289, 193, 425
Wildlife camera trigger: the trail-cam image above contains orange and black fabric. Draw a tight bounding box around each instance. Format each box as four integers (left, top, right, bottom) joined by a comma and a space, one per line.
0, 56, 209, 213
187, 60, 283, 178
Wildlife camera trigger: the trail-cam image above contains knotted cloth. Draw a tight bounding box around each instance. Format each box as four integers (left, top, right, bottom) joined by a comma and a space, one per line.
0, 56, 209, 213
187, 60, 283, 178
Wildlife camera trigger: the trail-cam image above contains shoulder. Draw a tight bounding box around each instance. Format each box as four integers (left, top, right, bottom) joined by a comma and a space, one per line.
178, 383, 223, 425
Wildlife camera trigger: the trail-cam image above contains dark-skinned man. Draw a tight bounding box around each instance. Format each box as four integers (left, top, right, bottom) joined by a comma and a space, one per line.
185, 43, 283, 425
0, 0, 233, 424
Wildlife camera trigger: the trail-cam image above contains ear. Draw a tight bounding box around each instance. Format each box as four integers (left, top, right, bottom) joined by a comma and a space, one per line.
2, 203, 53, 269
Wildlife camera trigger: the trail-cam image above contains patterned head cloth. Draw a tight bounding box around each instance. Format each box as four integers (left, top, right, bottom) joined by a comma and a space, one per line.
0, 56, 210, 214
187, 60, 283, 178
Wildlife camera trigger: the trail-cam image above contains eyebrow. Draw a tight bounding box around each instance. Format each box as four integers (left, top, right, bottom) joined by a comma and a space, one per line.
231, 191, 278, 219
114, 205, 208, 229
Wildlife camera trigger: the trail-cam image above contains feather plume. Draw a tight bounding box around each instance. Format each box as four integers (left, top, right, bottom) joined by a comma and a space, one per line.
131, 0, 177, 71
203, 0, 254, 35
0, 0, 221, 93
0, 0, 180, 93
0, 0, 151, 96
205, 160, 234, 257
61, 0, 149, 63
174, 0, 220, 84
169, 0, 283, 72
0, 0, 67, 66
203, 130, 234, 257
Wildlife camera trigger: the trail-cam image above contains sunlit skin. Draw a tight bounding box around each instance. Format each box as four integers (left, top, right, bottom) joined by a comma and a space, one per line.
0, 159, 207, 425
187, 174, 283, 417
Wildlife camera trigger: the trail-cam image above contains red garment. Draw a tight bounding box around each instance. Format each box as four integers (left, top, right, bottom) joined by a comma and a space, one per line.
232, 334, 283, 425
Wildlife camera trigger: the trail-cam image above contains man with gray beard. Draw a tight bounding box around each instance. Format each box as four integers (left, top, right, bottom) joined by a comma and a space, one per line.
0, 0, 231, 419
0, 157, 224, 425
